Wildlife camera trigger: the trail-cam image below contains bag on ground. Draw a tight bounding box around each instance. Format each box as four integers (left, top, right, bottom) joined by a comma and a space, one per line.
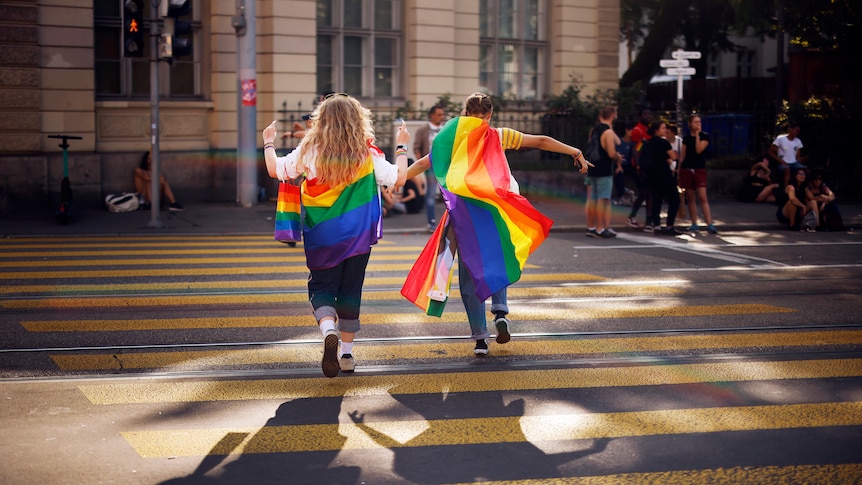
801, 210, 817, 231
104, 193, 139, 213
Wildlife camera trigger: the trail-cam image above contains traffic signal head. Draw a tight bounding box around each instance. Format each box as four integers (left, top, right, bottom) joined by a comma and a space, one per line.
159, 0, 192, 61
123, 0, 144, 58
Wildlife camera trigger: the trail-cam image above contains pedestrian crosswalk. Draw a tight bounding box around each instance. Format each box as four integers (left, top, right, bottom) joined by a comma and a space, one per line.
2, 234, 861, 483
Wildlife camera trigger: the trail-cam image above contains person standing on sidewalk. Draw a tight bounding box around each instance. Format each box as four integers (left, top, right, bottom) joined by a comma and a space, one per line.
679, 114, 717, 234
585, 105, 622, 238
261, 94, 411, 378
627, 107, 654, 230
413, 105, 447, 231
644, 121, 682, 235
404, 92, 592, 356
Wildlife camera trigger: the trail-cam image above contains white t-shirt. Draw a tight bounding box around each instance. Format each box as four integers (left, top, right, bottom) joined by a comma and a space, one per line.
274, 141, 398, 187
773, 134, 803, 164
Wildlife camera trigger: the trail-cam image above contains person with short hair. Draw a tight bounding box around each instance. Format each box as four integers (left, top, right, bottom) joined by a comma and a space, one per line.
405, 92, 592, 356
769, 122, 807, 186
584, 105, 622, 238
413, 105, 447, 231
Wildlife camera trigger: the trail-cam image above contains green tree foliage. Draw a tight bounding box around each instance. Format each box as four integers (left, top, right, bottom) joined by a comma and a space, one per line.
619, 0, 859, 87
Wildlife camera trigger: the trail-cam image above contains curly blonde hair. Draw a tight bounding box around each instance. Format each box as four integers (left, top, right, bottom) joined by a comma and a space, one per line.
298, 94, 375, 187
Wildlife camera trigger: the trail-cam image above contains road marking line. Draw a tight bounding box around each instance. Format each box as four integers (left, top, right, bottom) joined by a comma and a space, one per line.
119, 401, 862, 457
0, 263, 416, 280
0, 254, 426, 267
0, 273, 605, 295
26, 303, 789, 332
3, 284, 681, 309
51, 326, 844, 370
445, 464, 862, 485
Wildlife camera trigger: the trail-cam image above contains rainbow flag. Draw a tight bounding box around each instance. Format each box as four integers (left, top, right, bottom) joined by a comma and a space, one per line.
402, 116, 553, 309
274, 181, 302, 242
400, 211, 455, 316
301, 156, 381, 270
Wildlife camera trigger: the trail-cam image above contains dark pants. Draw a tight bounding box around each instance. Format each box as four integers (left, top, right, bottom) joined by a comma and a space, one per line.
649, 171, 681, 228
628, 168, 654, 225
308, 251, 371, 333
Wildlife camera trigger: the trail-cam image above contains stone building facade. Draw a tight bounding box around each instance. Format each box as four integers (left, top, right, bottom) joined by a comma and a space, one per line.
0, 0, 618, 212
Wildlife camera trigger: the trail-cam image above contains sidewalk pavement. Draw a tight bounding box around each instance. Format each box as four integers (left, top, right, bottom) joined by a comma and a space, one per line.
1, 196, 859, 238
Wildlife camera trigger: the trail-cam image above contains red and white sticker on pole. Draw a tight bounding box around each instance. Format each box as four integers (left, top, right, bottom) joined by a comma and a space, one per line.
241, 79, 257, 107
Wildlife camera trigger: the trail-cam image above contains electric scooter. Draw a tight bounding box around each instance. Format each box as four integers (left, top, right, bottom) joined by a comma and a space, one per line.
47, 134, 82, 225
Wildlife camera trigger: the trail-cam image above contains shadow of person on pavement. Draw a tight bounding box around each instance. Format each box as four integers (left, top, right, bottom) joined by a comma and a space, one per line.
347, 390, 609, 484
159, 397, 359, 485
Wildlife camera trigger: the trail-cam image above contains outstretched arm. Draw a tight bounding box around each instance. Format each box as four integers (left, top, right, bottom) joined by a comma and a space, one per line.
406, 155, 431, 179
520, 133, 593, 174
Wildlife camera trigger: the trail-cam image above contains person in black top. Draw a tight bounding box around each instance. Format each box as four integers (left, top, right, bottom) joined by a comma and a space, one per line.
679, 114, 717, 234
584, 105, 623, 238
644, 121, 681, 235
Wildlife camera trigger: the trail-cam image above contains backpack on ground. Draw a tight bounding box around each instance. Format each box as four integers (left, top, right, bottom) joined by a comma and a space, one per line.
105, 192, 140, 213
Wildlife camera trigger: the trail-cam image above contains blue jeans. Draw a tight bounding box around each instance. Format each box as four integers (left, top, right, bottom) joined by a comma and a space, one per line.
425, 169, 438, 224
458, 260, 509, 340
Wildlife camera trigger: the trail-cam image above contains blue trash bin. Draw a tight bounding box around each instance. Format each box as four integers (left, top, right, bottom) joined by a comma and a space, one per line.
701, 114, 751, 156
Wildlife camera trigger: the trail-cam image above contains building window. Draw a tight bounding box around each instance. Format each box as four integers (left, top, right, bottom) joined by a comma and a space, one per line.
94, 1, 201, 99
480, 0, 546, 100
736, 48, 755, 78
316, 0, 402, 99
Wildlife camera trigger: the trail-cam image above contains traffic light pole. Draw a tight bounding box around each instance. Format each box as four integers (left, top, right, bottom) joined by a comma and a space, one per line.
148, 1, 163, 228
235, 0, 257, 208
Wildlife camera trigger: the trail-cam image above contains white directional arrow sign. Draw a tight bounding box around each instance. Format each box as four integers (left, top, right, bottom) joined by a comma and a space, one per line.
660, 59, 689, 68
666, 67, 696, 76
672, 50, 702, 60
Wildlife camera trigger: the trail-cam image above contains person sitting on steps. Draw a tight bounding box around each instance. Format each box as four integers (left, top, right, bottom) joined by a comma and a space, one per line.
134, 151, 184, 211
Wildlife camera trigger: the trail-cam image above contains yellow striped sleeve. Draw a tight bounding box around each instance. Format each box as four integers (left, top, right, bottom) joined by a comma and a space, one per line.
498, 127, 523, 150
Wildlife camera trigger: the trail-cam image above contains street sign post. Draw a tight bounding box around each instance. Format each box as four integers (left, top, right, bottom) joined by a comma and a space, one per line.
672, 50, 702, 60
659, 59, 689, 68
661, 50, 700, 130
666, 67, 696, 76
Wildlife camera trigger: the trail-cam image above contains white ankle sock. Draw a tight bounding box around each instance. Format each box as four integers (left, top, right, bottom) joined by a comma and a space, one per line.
319, 318, 336, 336
340, 342, 353, 356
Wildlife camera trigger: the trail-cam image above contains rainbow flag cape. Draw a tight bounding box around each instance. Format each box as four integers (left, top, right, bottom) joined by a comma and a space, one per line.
402, 116, 553, 311
400, 211, 455, 316
274, 180, 302, 242
301, 156, 381, 270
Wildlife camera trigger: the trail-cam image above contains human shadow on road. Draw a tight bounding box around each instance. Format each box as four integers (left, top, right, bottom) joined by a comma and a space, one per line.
159, 396, 359, 485
347, 389, 609, 484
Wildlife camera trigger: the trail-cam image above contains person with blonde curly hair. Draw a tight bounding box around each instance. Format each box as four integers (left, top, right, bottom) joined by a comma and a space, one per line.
262, 93, 411, 377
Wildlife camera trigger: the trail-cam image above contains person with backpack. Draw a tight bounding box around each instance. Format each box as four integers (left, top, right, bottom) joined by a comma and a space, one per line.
584, 105, 623, 238
643, 121, 683, 235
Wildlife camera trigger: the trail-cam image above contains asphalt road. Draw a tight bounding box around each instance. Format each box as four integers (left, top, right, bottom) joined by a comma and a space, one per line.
1, 228, 861, 484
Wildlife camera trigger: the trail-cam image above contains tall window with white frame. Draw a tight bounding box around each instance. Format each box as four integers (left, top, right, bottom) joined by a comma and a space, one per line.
94, 0, 201, 99
316, 0, 402, 99
479, 0, 546, 101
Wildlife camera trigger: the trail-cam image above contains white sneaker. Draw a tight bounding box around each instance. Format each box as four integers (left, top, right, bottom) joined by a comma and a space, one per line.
322, 329, 340, 378
339, 354, 355, 372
